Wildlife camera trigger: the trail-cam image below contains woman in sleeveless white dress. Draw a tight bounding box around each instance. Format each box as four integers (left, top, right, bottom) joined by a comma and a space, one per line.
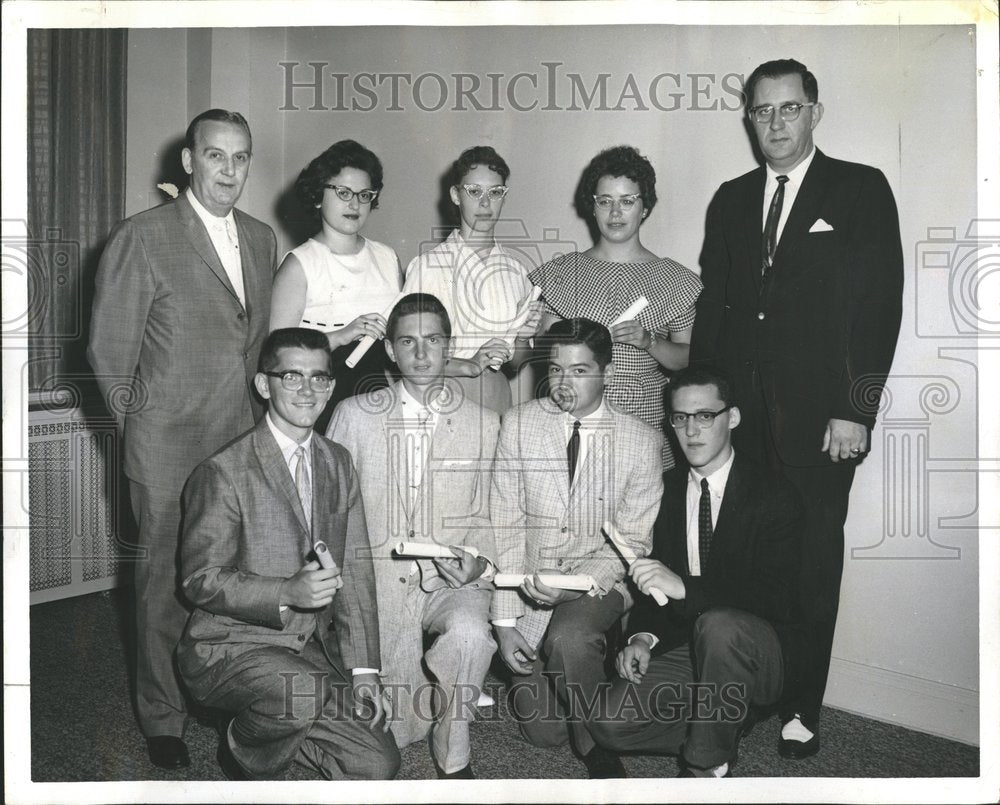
270, 140, 402, 429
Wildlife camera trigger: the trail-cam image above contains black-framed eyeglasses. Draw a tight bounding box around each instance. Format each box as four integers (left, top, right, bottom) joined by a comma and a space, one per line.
668, 406, 732, 429
747, 102, 816, 124
459, 183, 509, 202
264, 371, 334, 392
593, 193, 642, 210
323, 184, 379, 204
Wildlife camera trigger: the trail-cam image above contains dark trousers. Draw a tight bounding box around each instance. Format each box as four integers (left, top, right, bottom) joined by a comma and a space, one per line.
190, 636, 400, 780
509, 591, 626, 756
736, 387, 856, 729
589, 608, 784, 769
129, 480, 191, 738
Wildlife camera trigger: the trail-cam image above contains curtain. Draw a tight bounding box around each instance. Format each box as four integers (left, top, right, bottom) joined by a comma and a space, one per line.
26, 29, 127, 399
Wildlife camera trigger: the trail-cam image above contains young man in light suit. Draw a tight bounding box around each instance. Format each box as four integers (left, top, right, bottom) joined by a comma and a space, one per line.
327, 293, 498, 779
177, 328, 400, 781
491, 317, 663, 778
587, 366, 806, 777
88, 109, 276, 769
691, 59, 903, 757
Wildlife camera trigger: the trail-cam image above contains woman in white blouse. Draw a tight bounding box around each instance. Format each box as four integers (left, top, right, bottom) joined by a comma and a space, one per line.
270, 140, 402, 427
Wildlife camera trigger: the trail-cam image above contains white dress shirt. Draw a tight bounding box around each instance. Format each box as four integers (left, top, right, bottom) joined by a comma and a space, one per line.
685, 448, 736, 577
187, 187, 246, 306
563, 399, 612, 488
630, 448, 736, 650
761, 146, 816, 249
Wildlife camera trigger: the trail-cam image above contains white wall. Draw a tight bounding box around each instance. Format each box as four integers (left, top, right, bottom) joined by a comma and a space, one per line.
125, 24, 982, 744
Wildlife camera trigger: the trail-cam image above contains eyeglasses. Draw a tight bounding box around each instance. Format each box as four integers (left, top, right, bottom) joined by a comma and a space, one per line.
324, 184, 379, 204
593, 193, 642, 210
459, 184, 509, 202
264, 371, 334, 392
747, 102, 816, 124
668, 406, 732, 429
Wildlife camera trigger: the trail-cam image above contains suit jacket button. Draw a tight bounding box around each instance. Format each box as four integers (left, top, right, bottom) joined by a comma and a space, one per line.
557, 559, 564, 566
560, 527, 568, 533
408, 530, 415, 538
296, 634, 305, 642
243, 351, 250, 360
237, 311, 245, 321
399, 577, 407, 584
757, 312, 765, 320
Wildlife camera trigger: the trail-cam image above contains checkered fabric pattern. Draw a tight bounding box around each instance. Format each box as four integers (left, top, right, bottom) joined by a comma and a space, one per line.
530, 253, 702, 469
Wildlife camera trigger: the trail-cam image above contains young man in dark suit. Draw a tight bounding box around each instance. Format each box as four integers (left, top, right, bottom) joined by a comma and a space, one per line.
177, 328, 399, 781
690, 58, 903, 757
587, 366, 806, 777
88, 109, 276, 769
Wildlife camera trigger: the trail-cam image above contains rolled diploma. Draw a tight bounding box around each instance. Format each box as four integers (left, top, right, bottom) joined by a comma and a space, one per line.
488, 285, 544, 371
493, 573, 595, 592
393, 541, 480, 559
313, 540, 337, 569
609, 296, 650, 327
602, 521, 669, 606
344, 290, 408, 368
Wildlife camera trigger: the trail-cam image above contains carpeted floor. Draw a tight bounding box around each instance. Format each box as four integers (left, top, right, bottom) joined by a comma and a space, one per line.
29, 589, 979, 782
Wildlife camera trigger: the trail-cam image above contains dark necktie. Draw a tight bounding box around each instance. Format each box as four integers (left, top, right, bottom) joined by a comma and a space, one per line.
698, 477, 713, 570
567, 420, 581, 485
762, 174, 789, 274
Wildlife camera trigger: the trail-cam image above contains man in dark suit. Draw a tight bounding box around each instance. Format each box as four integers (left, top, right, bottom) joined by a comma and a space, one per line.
587, 366, 805, 777
690, 58, 903, 758
177, 328, 400, 780
87, 109, 277, 768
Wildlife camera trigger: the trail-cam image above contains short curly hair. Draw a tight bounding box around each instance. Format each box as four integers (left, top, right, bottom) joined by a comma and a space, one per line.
446, 145, 510, 188
294, 140, 385, 217
575, 145, 658, 221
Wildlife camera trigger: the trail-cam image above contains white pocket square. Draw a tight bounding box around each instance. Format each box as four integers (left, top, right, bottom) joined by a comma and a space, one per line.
809, 218, 834, 233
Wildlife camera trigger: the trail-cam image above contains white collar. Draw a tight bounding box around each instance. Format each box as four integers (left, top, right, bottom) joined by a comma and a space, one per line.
397, 382, 446, 419
265, 411, 313, 459
564, 399, 609, 426
186, 187, 236, 230
766, 146, 816, 185
689, 447, 736, 497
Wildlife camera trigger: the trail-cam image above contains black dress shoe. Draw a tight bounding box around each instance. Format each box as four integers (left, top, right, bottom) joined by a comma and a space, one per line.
217, 733, 252, 780
778, 732, 820, 759
437, 764, 475, 779
778, 715, 821, 760
146, 736, 190, 770
582, 745, 627, 778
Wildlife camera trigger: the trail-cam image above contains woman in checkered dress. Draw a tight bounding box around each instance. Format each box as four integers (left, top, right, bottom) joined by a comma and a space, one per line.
530, 146, 702, 469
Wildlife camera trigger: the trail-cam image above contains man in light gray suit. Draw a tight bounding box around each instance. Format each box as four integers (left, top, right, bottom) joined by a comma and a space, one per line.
327, 293, 498, 779
491, 317, 663, 778
88, 109, 276, 769
177, 328, 400, 781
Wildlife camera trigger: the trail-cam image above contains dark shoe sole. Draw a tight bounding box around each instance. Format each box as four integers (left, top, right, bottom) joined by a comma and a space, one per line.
778, 735, 820, 760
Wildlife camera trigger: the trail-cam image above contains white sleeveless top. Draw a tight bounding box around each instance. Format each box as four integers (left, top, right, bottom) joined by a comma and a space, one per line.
286, 237, 400, 330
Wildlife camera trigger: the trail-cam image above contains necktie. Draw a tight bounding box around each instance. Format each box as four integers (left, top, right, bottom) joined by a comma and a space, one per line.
567, 420, 581, 485
698, 477, 713, 570
762, 174, 789, 274
293, 446, 311, 531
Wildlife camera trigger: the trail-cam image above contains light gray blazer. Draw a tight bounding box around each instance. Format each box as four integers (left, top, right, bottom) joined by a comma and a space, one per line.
87, 193, 276, 492
490, 397, 663, 648
176, 418, 380, 689
326, 381, 499, 661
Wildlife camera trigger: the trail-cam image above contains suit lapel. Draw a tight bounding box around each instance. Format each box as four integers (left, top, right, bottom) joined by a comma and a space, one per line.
234, 209, 263, 318
772, 149, 831, 268
666, 470, 691, 575
539, 399, 570, 508
382, 389, 411, 522
709, 455, 748, 571
176, 193, 241, 306
742, 167, 767, 295
253, 419, 310, 536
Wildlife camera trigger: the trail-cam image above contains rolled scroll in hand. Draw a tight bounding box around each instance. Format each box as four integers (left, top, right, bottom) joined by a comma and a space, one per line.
393, 542, 480, 559
602, 521, 669, 606
493, 573, 595, 592
344, 290, 408, 368
488, 285, 544, 371
609, 296, 650, 327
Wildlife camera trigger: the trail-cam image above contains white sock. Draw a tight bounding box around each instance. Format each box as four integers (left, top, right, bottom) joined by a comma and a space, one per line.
781, 716, 815, 742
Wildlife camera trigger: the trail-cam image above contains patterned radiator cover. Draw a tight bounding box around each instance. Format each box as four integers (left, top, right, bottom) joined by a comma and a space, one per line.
28, 411, 125, 603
